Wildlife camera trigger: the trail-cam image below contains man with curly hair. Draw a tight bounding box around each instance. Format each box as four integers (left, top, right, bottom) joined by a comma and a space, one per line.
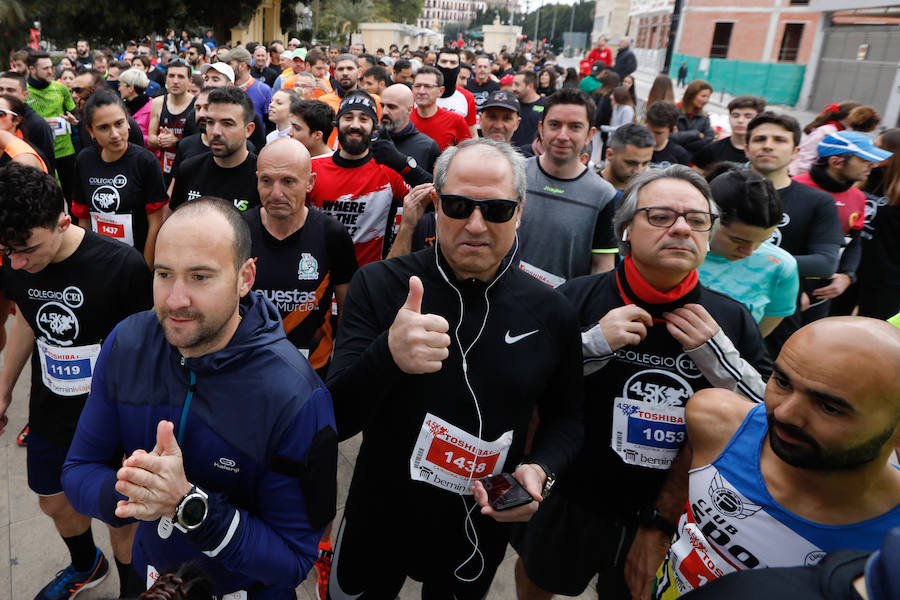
0, 163, 152, 599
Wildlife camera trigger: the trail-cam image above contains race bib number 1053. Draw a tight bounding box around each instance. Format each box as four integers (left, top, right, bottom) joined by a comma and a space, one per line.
611, 397, 686, 470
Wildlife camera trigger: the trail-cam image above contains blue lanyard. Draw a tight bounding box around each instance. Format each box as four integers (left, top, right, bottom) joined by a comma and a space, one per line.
177, 370, 196, 446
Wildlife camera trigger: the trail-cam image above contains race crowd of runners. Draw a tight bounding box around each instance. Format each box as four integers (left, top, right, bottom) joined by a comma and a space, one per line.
0, 29, 896, 600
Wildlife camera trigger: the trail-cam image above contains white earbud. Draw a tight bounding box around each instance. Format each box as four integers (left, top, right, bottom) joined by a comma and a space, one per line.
622, 229, 629, 242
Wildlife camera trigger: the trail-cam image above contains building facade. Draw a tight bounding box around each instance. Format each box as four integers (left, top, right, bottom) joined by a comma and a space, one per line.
628, 0, 821, 104
593, 0, 633, 43
418, 0, 489, 30
230, 0, 286, 47
630, 0, 674, 50
803, 1, 900, 126
676, 0, 821, 64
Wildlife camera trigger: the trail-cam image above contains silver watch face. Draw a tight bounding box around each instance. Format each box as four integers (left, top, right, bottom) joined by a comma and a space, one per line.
407, 156, 417, 169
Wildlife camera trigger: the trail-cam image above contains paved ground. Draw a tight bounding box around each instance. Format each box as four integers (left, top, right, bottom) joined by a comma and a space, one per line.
0, 362, 595, 599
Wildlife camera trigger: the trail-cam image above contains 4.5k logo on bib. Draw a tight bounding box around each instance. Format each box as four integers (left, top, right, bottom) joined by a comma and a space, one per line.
37, 302, 79, 345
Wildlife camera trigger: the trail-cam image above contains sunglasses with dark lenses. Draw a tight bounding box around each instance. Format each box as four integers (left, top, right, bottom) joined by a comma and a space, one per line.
440, 194, 519, 223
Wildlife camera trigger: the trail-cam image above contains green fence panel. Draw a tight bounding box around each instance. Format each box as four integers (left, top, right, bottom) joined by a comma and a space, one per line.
668, 53, 806, 106
668, 53, 702, 82
765, 64, 806, 105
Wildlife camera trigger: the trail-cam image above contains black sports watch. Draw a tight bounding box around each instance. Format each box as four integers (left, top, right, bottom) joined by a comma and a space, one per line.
637, 505, 676, 538
173, 484, 209, 533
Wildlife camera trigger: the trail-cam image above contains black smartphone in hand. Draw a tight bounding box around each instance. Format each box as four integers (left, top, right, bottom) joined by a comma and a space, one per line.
481, 473, 534, 511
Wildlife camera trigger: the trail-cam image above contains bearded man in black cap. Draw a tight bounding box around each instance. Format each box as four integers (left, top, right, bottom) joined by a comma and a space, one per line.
308, 91, 412, 266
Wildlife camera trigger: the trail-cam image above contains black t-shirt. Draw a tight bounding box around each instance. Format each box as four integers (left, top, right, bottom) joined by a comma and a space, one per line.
692, 137, 748, 168
650, 140, 692, 168
246, 206, 357, 371
170, 152, 260, 212
771, 181, 843, 277
511, 96, 546, 148
170, 133, 257, 182
466, 79, 500, 111
72, 144, 167, 253
765, 181, 843, 354
251, 66, 279, 88
2, 230, 152, 445
556, 267, 769, 516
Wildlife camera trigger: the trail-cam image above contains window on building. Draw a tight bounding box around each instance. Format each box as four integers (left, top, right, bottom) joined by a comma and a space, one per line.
778, 23, 805, 61
789, 0, 809, 4
709, 22, 734, 59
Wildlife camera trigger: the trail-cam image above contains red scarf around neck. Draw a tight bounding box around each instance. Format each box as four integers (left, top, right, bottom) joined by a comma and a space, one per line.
620, 255, 698, 304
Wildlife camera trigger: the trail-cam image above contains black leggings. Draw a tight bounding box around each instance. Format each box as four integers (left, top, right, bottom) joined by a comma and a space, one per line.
328, 513, 505, 600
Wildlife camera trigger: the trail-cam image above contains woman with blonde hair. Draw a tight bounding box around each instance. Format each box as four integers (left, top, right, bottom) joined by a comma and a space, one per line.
117, 67, 153, 151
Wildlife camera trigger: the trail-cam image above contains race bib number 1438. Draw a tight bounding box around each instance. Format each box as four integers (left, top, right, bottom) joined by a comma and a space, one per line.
410, 413, 513, 494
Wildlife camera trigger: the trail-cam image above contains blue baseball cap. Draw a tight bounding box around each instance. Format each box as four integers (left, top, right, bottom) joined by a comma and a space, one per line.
818, 131, 892, 162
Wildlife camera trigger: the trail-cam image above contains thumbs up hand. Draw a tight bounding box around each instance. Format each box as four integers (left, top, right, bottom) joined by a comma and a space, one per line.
114, 420, 193, 521
388, 276, 451, 374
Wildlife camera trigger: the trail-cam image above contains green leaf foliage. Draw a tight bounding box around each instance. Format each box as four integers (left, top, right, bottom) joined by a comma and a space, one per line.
20, 0, 260, 47
373, 0, 423, 25
519, 1, 593, 51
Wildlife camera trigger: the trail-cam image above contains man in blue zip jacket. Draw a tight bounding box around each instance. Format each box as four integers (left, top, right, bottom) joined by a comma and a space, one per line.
63, 196, 338, 599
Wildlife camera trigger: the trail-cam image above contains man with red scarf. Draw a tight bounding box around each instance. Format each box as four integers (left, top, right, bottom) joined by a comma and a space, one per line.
512, 165, 771, 600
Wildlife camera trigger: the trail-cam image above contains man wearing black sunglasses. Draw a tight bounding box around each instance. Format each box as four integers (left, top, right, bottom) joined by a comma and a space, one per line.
326, 138, 584, 599
513, 165, 771, 600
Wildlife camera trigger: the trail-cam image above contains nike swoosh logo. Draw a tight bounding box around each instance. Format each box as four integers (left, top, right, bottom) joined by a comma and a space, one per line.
505, 329, 539, 344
